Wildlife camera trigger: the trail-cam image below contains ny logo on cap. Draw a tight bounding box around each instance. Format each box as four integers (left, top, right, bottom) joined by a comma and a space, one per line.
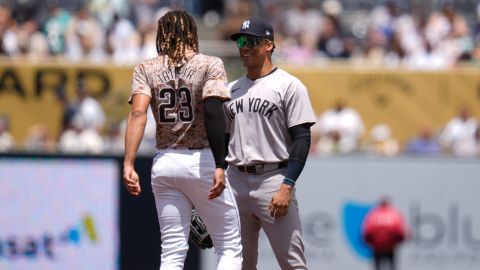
242, 20, 250, 29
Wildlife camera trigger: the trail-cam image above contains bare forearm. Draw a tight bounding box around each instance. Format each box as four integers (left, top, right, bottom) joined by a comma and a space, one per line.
124, 111, 147, 167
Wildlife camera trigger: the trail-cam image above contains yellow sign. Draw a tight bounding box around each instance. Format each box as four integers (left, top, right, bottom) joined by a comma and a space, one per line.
1, 59, 479, 147
283, 65, 480, 144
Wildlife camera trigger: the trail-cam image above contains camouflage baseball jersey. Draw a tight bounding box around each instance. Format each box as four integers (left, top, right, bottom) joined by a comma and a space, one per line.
224, 68, 316, 166
130, 53, 230, 149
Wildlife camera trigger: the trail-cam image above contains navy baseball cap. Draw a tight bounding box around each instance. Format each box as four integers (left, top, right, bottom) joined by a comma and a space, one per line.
230, 17, 274, 41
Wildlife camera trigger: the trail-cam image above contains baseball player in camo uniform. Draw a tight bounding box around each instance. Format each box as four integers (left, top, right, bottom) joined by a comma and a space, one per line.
123, 10, 242, 270
224, 17, 316, 270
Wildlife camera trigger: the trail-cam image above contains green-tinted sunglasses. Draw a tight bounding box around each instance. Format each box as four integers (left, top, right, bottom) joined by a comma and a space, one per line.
236, 36, 263, 49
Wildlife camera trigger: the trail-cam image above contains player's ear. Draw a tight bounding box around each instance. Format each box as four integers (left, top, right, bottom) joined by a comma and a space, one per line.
265, 40, 275, 52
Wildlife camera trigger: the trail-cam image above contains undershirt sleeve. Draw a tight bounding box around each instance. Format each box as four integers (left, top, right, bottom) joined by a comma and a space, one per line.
283, 123, 312, 186
204, 97, 227, 168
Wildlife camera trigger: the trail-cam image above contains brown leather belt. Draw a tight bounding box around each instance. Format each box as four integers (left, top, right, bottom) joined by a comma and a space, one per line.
237, 161, 288, 174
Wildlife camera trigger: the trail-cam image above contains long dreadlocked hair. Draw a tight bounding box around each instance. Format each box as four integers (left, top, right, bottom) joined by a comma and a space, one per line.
156, 10, 199, 66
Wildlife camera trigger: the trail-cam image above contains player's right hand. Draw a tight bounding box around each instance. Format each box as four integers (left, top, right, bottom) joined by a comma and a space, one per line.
123, 166, 141, 196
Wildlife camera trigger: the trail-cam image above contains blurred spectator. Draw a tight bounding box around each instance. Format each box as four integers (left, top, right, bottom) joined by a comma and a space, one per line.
131, 0, 163, 33
367, 123, 399, 156
439, 106, 478, 157
137, 6, 172, 60
88, 0, 130, 28
0, 115, 15, 152
365, 0, 427, 68
283, 0, 322, 49
11, 0, 47, 26
475, 2, 480, 42
405, 125, 441, 155
0, 0, 476, 65
102, 120, 124, 154
473, 39, 480, 65
24, 123, 56, 152
362, 196, 408, 270
312, 99, 364, 155
70, 79, 106, 132
423, 1, 473, 66
0, 4, 17, 56
54, 85, 77, 138
364, 0, 402, 65
475, 126, 480, 158
106, 13, 140, 63
274, 0, 325, 63
216, 0, 254, 40
43, 3, 71, 55
65, 5, 106, 61
138, 23, 159, 60
15, 19, 49, 58
54, 79, 105, 152
58, 116, 105, 154
279, 32, 316, 64
316, 14, 352, 59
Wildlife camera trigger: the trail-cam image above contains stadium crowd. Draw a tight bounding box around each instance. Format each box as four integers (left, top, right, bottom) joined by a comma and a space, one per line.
0, 0, 480, 66
0, 0, 479, 157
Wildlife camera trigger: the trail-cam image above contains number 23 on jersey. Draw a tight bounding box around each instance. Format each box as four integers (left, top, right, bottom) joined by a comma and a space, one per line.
155, 85, 194, 124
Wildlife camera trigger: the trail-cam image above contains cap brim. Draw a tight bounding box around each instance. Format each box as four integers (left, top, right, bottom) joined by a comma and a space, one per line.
230, 32, 261, 41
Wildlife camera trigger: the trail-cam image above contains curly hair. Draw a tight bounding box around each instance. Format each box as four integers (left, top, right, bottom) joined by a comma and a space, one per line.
156, 10, 199, 66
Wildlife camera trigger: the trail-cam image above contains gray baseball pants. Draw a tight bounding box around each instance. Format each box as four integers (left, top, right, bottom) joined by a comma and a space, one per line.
227, 165, 308, 270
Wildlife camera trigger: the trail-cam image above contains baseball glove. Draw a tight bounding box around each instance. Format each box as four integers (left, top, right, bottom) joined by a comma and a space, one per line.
189, 209, 213, 249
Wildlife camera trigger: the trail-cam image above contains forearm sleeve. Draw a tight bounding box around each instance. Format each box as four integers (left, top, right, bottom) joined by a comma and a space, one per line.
283, 123, 312, 186
204, 98, 227, 168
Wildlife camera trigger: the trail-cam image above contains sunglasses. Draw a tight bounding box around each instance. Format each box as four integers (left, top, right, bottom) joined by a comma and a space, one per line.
236, 36, 264, 49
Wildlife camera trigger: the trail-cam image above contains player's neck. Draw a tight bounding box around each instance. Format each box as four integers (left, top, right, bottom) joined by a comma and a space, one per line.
247, 62, 275, 80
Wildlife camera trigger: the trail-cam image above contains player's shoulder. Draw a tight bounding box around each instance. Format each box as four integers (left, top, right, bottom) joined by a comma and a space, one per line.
134, 55, 163, 71
193, 53, 224, 65
273, 68, 306, 88
227, 76, 245, 92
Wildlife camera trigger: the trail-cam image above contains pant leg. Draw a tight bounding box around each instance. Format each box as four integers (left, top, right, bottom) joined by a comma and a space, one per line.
151, 151, 192, 270
227, 166, 262, 270
388, 250, 395, 270
179, 149, 242, 270
375, 251, 394, 270
251, 168, 307, 270
261, 198, 307, 270
228, 166, 308, 270
374, 252, 381, 270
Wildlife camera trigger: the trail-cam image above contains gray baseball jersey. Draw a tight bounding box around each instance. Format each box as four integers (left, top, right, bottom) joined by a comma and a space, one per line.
130, 53, 230, 149
224, 68, 316, 166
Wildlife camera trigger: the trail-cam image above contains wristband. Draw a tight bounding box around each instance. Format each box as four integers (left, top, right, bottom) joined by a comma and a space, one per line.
283, 178, 296, 186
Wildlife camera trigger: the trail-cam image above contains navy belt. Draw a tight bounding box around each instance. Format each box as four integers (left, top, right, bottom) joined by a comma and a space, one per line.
237, 161, 288, 174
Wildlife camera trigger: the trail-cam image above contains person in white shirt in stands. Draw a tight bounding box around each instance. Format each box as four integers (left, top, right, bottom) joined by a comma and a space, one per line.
313, 99, 364, 155
0, 115, 15, 152
440, 106, 478, 157
72, 79, 106, 132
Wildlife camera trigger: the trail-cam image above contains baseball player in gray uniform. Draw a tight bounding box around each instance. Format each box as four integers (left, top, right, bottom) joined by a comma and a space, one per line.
123, 10, 242, 270
224, 17, 316, 270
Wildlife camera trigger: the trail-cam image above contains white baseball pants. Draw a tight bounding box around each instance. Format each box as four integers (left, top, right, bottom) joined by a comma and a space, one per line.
151, 149, 242, 270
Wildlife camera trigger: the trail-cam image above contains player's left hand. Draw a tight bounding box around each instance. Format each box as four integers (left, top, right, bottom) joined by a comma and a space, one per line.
268, 184, 292, 218
208, 168, 226, 199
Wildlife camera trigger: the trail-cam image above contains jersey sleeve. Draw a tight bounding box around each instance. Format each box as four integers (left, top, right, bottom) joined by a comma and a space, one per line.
129, 63, 152, 104
284, 78, 316, 128
223, 102, 231, 133
202, 56, 230, 101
